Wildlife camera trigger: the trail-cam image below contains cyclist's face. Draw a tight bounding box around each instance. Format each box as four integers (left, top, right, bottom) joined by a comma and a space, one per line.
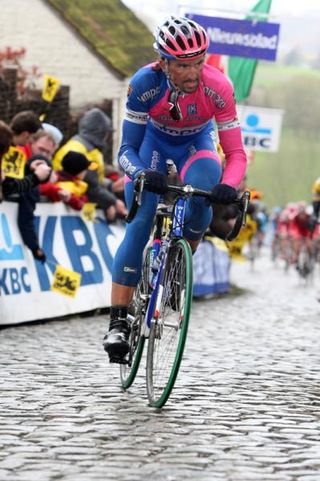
162, 56, 206, 93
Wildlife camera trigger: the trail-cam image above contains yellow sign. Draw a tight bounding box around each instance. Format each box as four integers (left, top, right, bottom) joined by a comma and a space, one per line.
1, 147, 26, 179
42, 74, 60, 103
81, 202, 97, 222
51, 265, 81, 298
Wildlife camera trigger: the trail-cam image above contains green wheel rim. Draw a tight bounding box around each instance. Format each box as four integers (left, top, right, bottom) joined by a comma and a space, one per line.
147, 239, 193, 408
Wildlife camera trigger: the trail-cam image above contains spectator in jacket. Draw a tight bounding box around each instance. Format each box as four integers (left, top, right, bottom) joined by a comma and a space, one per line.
40, 151, 90, 210
17, 154, 52, 262
10, 110, 42, 146
18, 130, 57, 161
53, 107, 127, 221
0, 121, 51, 202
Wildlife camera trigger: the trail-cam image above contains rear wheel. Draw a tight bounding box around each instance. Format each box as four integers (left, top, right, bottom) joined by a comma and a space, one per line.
120, 247, 151, 389
296, 244, 314, 284
146, 239, 192, 408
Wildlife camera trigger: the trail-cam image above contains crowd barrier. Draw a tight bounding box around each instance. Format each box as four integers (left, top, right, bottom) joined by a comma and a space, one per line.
0, 201, 124, 326
193, 237, 231, 298
0, 202, 231, 326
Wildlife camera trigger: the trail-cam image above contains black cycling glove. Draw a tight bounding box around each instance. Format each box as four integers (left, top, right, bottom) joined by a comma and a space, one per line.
140, 170, 168, 195
210, 184, 237, 204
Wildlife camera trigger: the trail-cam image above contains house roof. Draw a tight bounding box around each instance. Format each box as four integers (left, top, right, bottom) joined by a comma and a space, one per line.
46, 0, 156, 78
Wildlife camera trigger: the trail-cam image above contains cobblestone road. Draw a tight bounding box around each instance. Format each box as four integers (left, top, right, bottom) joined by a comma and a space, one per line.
1, 251, 320, 481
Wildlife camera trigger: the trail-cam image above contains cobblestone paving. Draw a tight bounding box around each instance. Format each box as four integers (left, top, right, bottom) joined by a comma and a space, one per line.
1, 252, 320, 481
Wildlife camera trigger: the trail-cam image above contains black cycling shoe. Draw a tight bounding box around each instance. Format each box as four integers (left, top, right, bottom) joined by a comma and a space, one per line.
103, 317, 131, 363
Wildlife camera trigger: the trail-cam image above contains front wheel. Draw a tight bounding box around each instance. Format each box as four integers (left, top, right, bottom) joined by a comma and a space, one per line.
146, 239, 193, 408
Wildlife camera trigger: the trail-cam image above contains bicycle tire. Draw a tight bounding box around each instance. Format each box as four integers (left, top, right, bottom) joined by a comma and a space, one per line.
120, 247, 151, 389
146, 238, 193, 408
296, 245, 314, 284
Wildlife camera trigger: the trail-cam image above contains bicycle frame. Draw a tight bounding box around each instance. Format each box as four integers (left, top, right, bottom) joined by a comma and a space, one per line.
142, 195, 188, 335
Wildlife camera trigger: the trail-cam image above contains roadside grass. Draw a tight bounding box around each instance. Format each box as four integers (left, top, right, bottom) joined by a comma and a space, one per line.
245, 129, 320, 208
254, 62, 320, 87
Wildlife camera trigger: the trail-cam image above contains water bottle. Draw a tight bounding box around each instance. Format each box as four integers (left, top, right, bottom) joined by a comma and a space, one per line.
151, 239, 161, 274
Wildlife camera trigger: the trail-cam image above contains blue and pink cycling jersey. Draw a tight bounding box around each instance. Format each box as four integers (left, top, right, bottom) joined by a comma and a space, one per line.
119, 62, 246, 187
113, 62, 247, 286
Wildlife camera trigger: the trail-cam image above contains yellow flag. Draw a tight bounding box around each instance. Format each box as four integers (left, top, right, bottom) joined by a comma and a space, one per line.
51, 265, 81, 298
206, 236, 228, 253
1, 147, 26, 179
226, 214, 258, 260
81, 202, 97, 222
226, 240, 247, 262
42, 74, 60, 103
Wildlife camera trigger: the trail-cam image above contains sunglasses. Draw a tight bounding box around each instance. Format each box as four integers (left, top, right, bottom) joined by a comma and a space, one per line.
168, 89, 182, 121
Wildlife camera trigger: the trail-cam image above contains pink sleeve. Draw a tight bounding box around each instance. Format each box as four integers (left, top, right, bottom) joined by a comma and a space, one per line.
211, 76, 247, 188
219, 127, 247, 188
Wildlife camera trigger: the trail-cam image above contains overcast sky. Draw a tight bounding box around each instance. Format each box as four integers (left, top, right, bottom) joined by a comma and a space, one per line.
123, 0, 320, 30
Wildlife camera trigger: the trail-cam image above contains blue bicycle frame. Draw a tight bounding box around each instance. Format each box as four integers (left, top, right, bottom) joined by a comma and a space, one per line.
143, 196, 187, 332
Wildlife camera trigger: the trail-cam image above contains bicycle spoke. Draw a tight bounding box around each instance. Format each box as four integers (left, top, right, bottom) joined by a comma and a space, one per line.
146, 239, 192, 408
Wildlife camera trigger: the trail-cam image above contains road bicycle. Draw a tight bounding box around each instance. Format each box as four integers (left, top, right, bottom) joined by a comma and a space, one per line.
119, 171, 250, 408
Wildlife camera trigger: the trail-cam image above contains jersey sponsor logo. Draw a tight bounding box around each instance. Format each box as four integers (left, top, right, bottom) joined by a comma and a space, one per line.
217, 117, 240, 131
151, 150, 160, 170
187, 104, 197, 115
119, 151, 137, 177
137, 86, 161, 103
124, 266, 137, 273
151, 119, 210, 136
204, 86, 226, 108
125, 109, 148, 124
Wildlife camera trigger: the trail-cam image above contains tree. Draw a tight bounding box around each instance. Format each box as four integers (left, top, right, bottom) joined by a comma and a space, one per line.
0, 47, 41, 95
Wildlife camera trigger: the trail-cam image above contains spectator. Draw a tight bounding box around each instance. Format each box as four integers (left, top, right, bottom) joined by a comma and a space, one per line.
18, 130, 57, 161
14, 130, 58, 261
10, 110, 41, 146
0, 120, 50, 202
40, 151, 90, 211
17, 154, 52, 263
311, 177, 320, 221
53, 107, 127, 221
42, 122, 64, 147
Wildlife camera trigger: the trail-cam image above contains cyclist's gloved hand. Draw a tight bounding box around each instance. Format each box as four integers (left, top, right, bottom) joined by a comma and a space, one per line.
141, 170, 168, 195
210, 183, 237, 204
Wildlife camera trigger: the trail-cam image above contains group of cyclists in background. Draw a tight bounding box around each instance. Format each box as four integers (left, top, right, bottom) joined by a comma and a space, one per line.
236, 177, 320, 288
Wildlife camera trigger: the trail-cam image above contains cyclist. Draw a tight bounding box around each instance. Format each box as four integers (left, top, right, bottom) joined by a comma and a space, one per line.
103, 15, 247, 363
287, 201, 313, 266
311, 177, 320, 222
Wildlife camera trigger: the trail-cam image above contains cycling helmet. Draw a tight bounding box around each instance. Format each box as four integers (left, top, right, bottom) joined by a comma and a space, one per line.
312, 177, 320, 193
154, 16, 209, 60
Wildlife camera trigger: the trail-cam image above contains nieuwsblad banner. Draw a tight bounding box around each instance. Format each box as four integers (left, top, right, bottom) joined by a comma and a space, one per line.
0, 202, 125, 325
186, 13, 280, 61
237, 105, 284, 152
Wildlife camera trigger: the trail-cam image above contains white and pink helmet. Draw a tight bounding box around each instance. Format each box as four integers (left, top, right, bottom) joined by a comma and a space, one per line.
154, 16, 209, 60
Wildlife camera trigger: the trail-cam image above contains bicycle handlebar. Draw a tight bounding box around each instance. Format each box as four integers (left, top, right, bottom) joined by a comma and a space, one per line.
126, 173, 251, 241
